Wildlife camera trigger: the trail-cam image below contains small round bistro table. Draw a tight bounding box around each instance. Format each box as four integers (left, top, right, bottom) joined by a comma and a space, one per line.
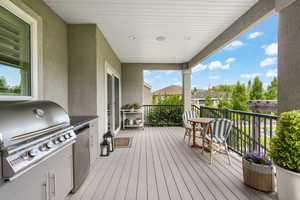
188, 118, 215, 148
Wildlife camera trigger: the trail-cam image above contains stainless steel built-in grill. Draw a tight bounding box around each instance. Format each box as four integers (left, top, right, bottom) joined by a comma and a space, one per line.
0, 101, 76, 180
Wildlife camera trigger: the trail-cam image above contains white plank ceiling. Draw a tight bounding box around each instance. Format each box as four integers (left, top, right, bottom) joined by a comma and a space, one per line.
43, 0, 258, 63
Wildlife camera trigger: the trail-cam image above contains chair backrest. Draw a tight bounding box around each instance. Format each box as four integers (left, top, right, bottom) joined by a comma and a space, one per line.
205, 118, 233, 140
182, 110, 198, 128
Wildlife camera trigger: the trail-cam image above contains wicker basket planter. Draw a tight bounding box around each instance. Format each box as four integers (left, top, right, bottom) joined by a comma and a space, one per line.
242, 158, 275, 192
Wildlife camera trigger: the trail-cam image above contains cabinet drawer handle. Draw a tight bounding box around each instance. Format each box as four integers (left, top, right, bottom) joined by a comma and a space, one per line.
43, 182, 49, 200
51, 174, 56, 196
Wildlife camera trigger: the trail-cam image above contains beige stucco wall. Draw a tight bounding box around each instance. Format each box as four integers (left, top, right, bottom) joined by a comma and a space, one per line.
122, 63, 144, 106
68, 25, 97, 116
11, 0, 69, 110
122, 63, 182, 106
143, 85, 152, 105
278, 0, 300, 113
68, 24, 121, 139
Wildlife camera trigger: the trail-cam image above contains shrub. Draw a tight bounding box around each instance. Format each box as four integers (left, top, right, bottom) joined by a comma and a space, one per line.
269, 110, 300, 173
147, 106, 183, 126
147, 94, 183, 126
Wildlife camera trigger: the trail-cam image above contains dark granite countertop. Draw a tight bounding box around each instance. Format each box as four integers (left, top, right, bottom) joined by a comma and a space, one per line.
70, 116, 98, 128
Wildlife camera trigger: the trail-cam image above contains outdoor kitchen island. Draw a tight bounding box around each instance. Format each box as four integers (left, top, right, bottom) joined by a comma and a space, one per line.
0, 102, 100, 200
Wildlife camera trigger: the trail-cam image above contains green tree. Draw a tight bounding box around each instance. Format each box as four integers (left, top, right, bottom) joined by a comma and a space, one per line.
0, 76, 7, 88
192, 87, 198, 95
246, 80, 252, 97
217, 98, 232, 109
231, 82, 249, 111
249, 76, 264, 100
157, 94, 182, 105
265, 77, 278, 100
217, 92, 232, 109
204, 93, 213, 107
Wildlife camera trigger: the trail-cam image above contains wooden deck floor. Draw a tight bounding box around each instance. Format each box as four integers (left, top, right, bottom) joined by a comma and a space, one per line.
67, 127, 277, 200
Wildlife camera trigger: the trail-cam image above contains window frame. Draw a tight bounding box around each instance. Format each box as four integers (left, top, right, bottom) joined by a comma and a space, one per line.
0, 0, 38, 101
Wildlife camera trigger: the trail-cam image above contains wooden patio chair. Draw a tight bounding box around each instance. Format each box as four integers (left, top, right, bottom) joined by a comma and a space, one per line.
182, 110, 203, 144
201, 118, 233, 165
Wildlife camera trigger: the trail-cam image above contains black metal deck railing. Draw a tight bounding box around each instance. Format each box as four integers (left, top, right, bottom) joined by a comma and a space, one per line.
143, 104, 184, 126
192, 105, 278, 155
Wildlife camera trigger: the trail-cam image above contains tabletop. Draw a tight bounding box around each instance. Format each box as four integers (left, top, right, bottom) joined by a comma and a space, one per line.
188, 117, 215, 124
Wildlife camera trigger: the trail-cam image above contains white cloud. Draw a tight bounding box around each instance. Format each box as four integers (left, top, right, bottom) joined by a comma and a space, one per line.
192, 63, 207, 72
266, 69, 277, 78
175, 81, 182, 86
192, 61, 231, 72
263, 43, 278, 56
226, 57, 236, 63
248, 32, 264, 39
209, 75, 220, 80
154, 75, 160, 79
260, 57, 277, 67
223, 40, 244, 50
163, 70, 175, 74
208, 61, 230, 70
240, 73, 262, 79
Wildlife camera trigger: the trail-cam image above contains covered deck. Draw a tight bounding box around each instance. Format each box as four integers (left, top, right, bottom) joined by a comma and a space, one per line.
67, 127, 277, 200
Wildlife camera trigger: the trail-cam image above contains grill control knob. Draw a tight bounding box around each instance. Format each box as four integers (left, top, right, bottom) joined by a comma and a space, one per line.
46, 141, 54, 149
58, 136, 66, 142
39, 145, 47, 151
69, 132, 74, 137
53, 139, 60, 144
28, 149, 39, 158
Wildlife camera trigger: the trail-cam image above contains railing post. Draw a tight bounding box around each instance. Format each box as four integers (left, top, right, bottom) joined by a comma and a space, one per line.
252, 115, 260, 152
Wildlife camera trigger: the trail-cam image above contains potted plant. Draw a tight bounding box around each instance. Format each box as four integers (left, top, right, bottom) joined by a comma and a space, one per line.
132, 102, 140, 111
121, 104, 130, 110
242, 152, 275, 192
269, 110, 300, 200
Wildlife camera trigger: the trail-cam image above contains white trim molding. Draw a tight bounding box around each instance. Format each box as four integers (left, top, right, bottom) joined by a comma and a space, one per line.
0, 0, 39, 101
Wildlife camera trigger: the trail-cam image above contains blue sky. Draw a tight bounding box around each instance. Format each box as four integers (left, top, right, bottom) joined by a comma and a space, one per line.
0, 64, 21, 86
144, 14, 278, 91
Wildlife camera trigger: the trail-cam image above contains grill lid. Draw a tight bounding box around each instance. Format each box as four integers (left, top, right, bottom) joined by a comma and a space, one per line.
0, 101, 70, 148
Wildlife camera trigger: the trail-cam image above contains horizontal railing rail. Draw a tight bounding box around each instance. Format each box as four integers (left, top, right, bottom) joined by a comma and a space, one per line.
143, 104, 184, 126
192, 105, 278, 155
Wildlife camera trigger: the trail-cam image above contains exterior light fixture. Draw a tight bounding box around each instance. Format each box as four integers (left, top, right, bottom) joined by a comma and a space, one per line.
156, 36, 166, 42
184, 36, 191, 40
104, 131, 114, 152
128, 35, 136, 40
100, 140, 110, 157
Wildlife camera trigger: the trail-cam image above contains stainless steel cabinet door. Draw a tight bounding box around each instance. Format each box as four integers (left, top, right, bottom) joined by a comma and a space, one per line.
46, 145, 73, 200
0, 162, 48, 200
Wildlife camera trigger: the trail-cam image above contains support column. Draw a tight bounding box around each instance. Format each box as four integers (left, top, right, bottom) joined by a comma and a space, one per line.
278, 0, 300, 113
182, 67, 191, 110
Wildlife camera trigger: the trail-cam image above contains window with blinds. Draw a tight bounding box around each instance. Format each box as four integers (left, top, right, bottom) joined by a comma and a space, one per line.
0, 6, 31, 96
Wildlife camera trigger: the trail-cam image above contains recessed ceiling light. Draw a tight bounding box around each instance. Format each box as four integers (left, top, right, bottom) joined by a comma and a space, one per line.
128, 35, 136, 40
156, 36, 166, 42
184, 36, 191, 40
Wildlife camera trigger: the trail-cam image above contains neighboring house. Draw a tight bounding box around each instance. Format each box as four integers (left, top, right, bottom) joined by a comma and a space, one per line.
247, 100, 278, 114
152, 85, 183, 103
192, 91, 227, 106
143, 82, 152, 105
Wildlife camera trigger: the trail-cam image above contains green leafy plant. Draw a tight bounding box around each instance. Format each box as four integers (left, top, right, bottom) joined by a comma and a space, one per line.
147, 94, 183, 126
132, 102, 140, 109
269, 110, 300, 173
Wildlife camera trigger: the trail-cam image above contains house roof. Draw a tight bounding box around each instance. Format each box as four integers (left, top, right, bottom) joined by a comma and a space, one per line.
192, 91, 226, 99
153, 85, 182, 95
